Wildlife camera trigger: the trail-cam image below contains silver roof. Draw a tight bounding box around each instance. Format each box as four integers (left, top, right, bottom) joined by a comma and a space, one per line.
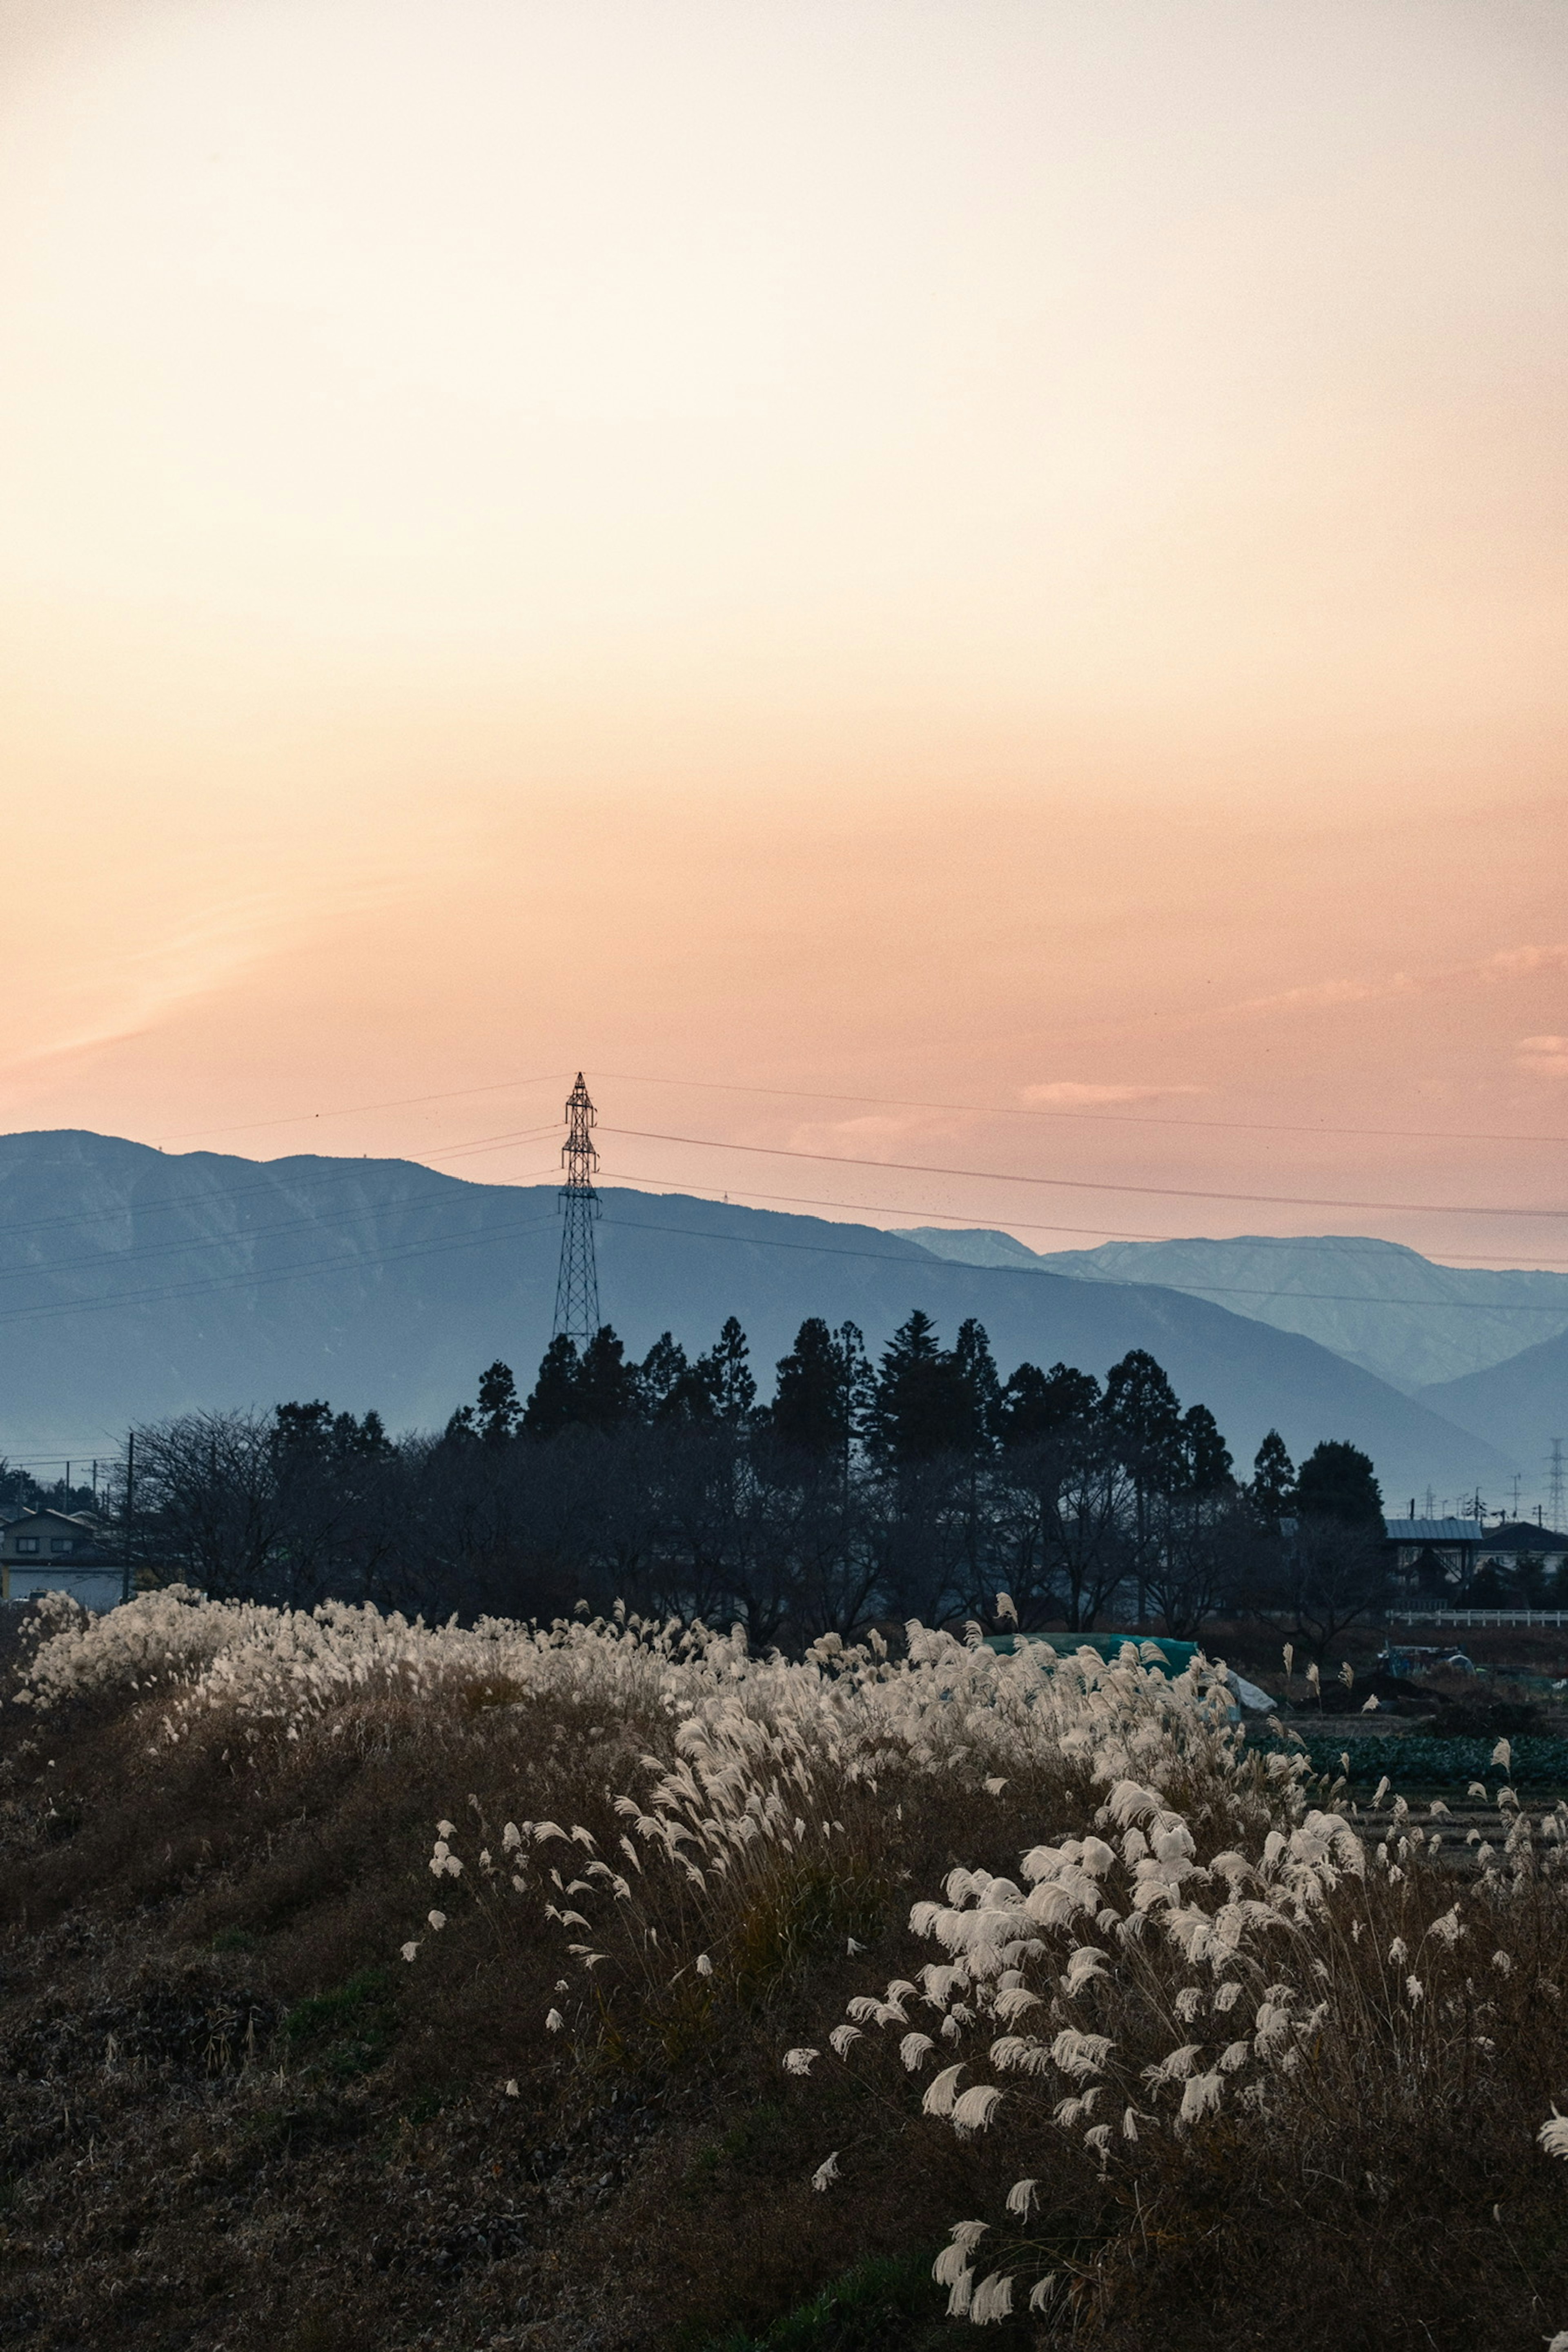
1384, 1518, 1483, 1542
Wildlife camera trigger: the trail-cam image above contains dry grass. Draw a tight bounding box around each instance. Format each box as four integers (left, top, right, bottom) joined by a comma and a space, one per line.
0, 1597, 1565, 2350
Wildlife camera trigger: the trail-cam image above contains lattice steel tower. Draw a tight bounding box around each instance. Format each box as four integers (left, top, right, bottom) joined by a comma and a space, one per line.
552, 1073, 601, 1344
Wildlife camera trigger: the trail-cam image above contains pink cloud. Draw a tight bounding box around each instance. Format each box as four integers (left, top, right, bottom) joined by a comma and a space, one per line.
1516, 1035, 1568, 1076
1021, 1081, 1205, 1106
1235, 944, 1568, 1021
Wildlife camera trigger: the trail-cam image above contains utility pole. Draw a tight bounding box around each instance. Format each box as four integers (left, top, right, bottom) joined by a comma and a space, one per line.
121, 1431, 134, 1607
551, 1074, 601, 1346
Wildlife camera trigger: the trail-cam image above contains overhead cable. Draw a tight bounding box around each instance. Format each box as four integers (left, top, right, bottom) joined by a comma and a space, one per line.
601, 1124, 1568, 1223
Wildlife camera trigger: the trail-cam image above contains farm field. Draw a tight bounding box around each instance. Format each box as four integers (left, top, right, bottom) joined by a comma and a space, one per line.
1, 1596, 1566, 2352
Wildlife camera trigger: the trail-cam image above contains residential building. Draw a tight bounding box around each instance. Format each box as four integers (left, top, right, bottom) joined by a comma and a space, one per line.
1473, 1520, 1568, 1599
0, 1509, 125, 1610
1382, 1517, 1486, 1592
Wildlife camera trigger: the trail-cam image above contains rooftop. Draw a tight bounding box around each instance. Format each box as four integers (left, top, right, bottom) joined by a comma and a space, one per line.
1384, 1518, 1484, 1543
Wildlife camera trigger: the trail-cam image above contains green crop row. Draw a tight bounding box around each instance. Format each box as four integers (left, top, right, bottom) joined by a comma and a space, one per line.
1254, 1733, 1568, 1791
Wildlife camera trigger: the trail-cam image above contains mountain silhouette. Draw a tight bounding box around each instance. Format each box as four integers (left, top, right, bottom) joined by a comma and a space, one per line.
905, 1227, 1568, 1393
0, 1129, 1512, 1497
1420, 1328, 1568, 1476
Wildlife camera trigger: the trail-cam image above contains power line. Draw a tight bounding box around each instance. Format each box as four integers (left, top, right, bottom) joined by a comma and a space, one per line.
437, 1151, 1568, 1272
11, 1071, 1568, 1256
4, 1140, 1568, 1327
152, 1073, 569, 1145
580, 1201, 1562, 1317
0, 1127, 560, 1256
595, 1066, 1568, 1150
0, 1449, 112, 1463
0, 1210, 561, 1328
4, 1154, 1563, 1328
601, 1123, 1568, 1224
0, 1163, 564, 1291
0, 1159, 1563, 1388
597, 1171, 1568, 1314
423, 1124, 563, 1163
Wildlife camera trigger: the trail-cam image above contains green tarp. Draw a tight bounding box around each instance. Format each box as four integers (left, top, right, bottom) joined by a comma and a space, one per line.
982, 1631, 1203, 1678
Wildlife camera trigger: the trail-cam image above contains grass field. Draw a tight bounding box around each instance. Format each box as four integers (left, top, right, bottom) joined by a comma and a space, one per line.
2, 1594, 1566, 2351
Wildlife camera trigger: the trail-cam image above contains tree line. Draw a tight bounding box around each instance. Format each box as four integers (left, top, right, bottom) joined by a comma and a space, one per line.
108, 1308, 1393, 1654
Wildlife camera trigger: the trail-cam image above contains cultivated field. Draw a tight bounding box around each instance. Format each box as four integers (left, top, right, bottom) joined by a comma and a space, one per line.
1, 1593, 1566, 2351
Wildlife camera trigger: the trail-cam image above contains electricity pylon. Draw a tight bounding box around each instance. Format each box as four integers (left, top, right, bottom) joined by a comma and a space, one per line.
552, 1073, 601, 1345
1549, 1438, 1565, 1533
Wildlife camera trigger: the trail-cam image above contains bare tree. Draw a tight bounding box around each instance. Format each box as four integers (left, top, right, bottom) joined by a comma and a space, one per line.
129, 1411, 288, 1599
1268, 1516, 1391, 1662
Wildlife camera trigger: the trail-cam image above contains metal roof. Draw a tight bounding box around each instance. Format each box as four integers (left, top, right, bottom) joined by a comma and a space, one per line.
1384, 1519, 1483, 1543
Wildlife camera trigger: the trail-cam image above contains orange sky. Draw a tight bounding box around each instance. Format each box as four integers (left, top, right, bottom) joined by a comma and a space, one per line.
1, 0, 1566, 1267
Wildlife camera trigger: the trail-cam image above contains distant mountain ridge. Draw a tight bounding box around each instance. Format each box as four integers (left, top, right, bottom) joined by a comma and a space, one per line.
902, 1228, 1568, 1394
0, 1129, 1514, 1499
1420, 1329, 1568, 1474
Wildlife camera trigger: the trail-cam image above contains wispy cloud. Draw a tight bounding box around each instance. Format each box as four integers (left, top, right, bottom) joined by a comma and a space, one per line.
1021, 1081, 1205, 1107
1234, 944, 1568, 1021
1516, 1034, 1568, 1077
0, 859, 410, 1088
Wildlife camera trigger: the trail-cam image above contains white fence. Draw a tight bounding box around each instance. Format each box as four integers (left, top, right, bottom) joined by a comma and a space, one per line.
1389, 1608, 1568, 1630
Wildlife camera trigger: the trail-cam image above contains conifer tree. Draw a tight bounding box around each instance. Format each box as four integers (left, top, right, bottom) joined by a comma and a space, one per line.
951, 1317, 1002, 1453
698, 1315, 757, 1425
522, 1336, 581, 1439
872, 1311, 975, 1464
1248, 1428, 1296, 1526
574, 1327, 641, 1431
475, 1361, 521, 1446
1178, 1402, 1233, 1494
772, 1317, 848, 1456
996, 1361, 1101, 1446
640, 1332, 694, 1421
1295, 1439, 1383, 1530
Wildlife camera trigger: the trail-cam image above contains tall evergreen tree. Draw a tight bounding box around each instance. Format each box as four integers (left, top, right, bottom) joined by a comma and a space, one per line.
951, 1318, 1002, 1453
355, 1409, 392, 1459
835, 1322, 874, 1468
1249, 1429, 1296, 1526
522, 1336, 581, 1439
1177, 1403, 1233, 1494
1295, 1439, 1383, 1530
1102, 1350, 1185, 1487
275, 1400, 392, 1460
871, 1310, 974, 1464
771, 1317, 849, 1456
639, 1332, 692, 1421
1103, 1349, 1184, 1624
574, 1326, 641, 1432
475, 1360, 521, 1446
996, 1361, 1101, 1447
698, 1316, 757, 1425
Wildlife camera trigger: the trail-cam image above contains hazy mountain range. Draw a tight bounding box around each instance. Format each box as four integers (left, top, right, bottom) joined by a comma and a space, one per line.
1423, 1331, 1568, 1472
0, 1129, 1531, 1504
904, 1229, 1568, 1394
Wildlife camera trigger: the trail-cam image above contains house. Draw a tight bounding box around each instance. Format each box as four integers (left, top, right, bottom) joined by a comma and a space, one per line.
0, 1509, 125, 1610
1472, 1521, 1568, 1600
1383, 1517, 1486, 1593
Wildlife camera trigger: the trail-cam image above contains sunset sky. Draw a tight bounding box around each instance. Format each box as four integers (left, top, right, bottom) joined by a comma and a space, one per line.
2, 0, 1565, 1267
